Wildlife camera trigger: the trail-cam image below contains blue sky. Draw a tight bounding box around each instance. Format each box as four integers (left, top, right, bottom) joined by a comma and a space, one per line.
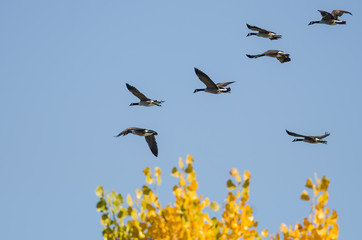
1, 0, 361, 239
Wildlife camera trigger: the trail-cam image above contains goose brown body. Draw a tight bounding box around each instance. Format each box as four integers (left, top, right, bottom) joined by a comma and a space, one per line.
246, 50, 291, 63
286, 129, 330, 144
309, 10, 352, 25
194, 68, 235, 94
115, 127, 159, 157
126, 83, 164, 107
246, 24, 282, 40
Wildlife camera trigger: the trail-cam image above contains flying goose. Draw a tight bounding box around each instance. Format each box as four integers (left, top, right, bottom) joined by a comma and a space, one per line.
246, 50, 291, 63
115, 127, 158, 157
246, 24, 282, 40
309, 10, 352, 25
286, 129, 330, 144
126, 83, 164, 107
194, 68, 235, 94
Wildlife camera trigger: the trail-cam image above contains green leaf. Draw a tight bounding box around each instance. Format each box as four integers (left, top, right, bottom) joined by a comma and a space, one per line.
96, 198, 108, 212
113, 193, 123, 211
117, 207, 127, 220
242, 178, 250, 188
142, 185, 151, 195
171, 167, 179, 177
95, 186, 104, 198
227, 179, 236, 190
127, 194, 133, 206
185, 164, 193, 174
300, 190, 310, 201
101, 213, 111, 226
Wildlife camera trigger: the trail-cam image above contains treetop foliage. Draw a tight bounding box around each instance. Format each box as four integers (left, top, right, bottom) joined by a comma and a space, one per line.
96, 155, 338, 239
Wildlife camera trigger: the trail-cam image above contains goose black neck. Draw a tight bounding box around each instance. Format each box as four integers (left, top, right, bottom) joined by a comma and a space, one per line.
194, 89, 205, 93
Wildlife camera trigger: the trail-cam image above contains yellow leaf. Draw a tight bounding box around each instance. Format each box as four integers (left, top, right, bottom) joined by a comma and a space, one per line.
127, 194, 133, 206
131, 208, 138, 219
173, 186, 183, 197
314, 187, 319, 197
319, 176, 329, 191
186, 154, 193, 164
136, 189, 142, 200
300, 190, 310, 201
331, 209, 338, 220
261, 229, 268, 237
143, 167, 150, 176
305, 178, 313, 189
95, 186, 104, 198
171, 167, 180, 177
187, 170, 196, 182
101, 213, 111, 226
280, 223, 288, 234
241, 187, 249, 202
329, 224, 339, 239
243, 170, 251, 181
314, 173, 321, 185
178, 157, 184, 169
179, 176, 186, 187
230, 168, 239, 177
157, 175, 162, 186
318, 192, 329, 206
314, 209, 325, 223
235, 175, 241, 183
210, 201, 220, 211
188, 180, 198, 191
203, 197, 210, 207
146, 174, 154, 184
154, 167, 161, 176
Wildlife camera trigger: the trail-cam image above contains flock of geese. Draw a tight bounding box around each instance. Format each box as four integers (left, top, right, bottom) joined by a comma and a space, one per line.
116, 9, 352, 157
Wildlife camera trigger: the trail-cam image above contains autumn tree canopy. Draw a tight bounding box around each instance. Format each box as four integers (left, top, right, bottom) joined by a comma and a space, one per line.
95, 155, 338, 239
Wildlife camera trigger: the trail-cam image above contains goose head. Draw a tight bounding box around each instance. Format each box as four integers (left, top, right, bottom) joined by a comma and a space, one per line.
149, 130, 158, 136
194, 89, 205, 93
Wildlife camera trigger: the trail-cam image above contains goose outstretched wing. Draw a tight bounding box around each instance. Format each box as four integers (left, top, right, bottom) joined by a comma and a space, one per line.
145, 135, 158, 157
115, 127, 144, 137
216, 81, 235, 88
194, 68, 218, 89
315, 132, 330, 139
331, 10, 352, 19
246, 24, 274, 34
285, 129, 308, 138
126, 83, 149, 101
318, 10, 335, 20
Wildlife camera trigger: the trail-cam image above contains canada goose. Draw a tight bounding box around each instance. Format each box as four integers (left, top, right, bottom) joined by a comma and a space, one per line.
115, 127, 158, 157
126, 83, 164, 107
286, 129, 330, 144
194, 68, 235, 94
246, 50, 291, 63
246, 24, 282, 40
309, 10, 352, 25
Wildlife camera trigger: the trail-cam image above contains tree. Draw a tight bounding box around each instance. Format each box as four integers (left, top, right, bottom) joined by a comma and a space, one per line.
95, 155, 339, 239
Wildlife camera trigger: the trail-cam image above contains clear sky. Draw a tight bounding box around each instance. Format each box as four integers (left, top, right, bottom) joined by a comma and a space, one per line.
1, 0, 361, 239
